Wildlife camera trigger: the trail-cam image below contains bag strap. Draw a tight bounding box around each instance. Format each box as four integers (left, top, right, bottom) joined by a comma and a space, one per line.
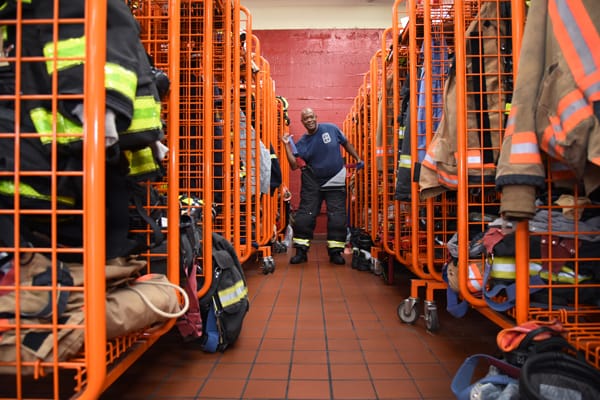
451, 354, 519, 400
126, 274, 189, 319
445, 287, 469, 318
131, 186, 165, 248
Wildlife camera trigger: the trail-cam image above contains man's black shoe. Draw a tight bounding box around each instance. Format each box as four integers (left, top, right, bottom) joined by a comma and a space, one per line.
290, 247, 308, 264
329, 252, 345, 265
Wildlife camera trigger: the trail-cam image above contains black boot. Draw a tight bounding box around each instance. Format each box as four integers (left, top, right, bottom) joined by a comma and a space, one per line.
329, 249, 345, 265
290, 246, 308, 264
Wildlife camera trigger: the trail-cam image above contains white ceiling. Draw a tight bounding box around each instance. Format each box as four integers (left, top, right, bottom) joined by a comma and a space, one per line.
240, 0, 395, 29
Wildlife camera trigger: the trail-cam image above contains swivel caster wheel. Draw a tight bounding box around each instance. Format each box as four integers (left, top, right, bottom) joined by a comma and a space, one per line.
261, 257, 275, 274
397, 297, 419, 324
424, 301, 440, 332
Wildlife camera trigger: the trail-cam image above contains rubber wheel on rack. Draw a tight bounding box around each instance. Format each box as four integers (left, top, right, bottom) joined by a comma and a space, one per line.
424, 304, 440, 332
397, 300, 419, 324
262, 258, 275, 274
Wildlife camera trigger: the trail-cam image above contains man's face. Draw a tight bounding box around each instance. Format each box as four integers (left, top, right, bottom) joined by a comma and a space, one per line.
301, 111, 317, 133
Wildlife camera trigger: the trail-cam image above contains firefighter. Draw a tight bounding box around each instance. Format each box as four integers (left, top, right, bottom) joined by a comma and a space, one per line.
281, 107, 362, 265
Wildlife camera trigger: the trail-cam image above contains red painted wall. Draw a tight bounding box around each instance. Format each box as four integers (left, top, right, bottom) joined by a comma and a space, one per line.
255, 29, 383, 233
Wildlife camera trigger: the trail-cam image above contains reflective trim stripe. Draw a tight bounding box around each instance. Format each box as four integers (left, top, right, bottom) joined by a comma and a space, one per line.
398, 154, 411, 168
217, 280, 248, 309
465, 150, 496, 170
549, 0, 600, 101
104, 62, 137, 103
556, 90, 593, 133
124, 147, 161, 178
375, 147, 384, 156
123, 96, 162, 133
490, 257, 542, 280
539, 265, 591, 284
0, 180, 76, 207
398, 126, 405, 139
270, 153, 277, 159
421, 152, 436, 170
327, 240, 346, 249
42, 36, 137, 102
504, 108, 516, 137
509, 131, 542, 164
541, 116, 565, 159
437, 169, 458, 188
467, 263, 483, 292
293, 238, 310, 247
43, 37, 85, 72
29, 107, 83, 145
466, 150, 481, 168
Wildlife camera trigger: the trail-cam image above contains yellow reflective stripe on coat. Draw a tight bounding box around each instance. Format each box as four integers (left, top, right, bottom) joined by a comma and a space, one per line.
43, 37, 85, 72
398, 154, 411, 169
124, 147, 161, 178
0, 0, 30, 13
43, 36, 137, 103
123, 96, 162, 133
490, 256, 542, 280
104, 62, 137, 103
29, 107, 83, 145
217, 280, 248, 309
539, 265, 592, 284
0, 180, 76, 207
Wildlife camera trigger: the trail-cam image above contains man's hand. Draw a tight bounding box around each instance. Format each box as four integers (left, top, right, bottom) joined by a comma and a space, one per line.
281, 134, 292, 144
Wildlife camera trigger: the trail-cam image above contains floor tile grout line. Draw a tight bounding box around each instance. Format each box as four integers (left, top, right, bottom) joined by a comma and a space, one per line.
317, 260, 335, 400
332, 262, 382, 399
239, 255, 292, 399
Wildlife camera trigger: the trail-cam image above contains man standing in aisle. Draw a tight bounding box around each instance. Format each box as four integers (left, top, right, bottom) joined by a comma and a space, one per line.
281, 107, 362, 265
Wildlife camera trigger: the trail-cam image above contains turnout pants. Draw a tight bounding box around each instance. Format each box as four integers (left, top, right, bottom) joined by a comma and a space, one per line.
292, 168, 347, 253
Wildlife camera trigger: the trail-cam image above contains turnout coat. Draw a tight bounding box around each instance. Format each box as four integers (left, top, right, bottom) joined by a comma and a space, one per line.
496, 0, 600, 219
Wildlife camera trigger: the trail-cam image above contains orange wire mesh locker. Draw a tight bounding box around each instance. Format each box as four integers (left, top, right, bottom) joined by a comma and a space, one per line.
0, 0, 186, 398
384, 0, 458, 332
247, 35, 279, 273
176, 0, 275, 265
447, 0, 521, 329
497, 2, 600, 370
378, 23, 409, 272
345, 53, 381, 239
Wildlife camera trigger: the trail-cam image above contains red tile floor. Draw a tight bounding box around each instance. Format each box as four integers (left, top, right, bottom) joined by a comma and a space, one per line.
98, 239, 502, 400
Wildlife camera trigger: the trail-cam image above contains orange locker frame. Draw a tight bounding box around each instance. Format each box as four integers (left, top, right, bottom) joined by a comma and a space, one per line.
0, 0, 184, 397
